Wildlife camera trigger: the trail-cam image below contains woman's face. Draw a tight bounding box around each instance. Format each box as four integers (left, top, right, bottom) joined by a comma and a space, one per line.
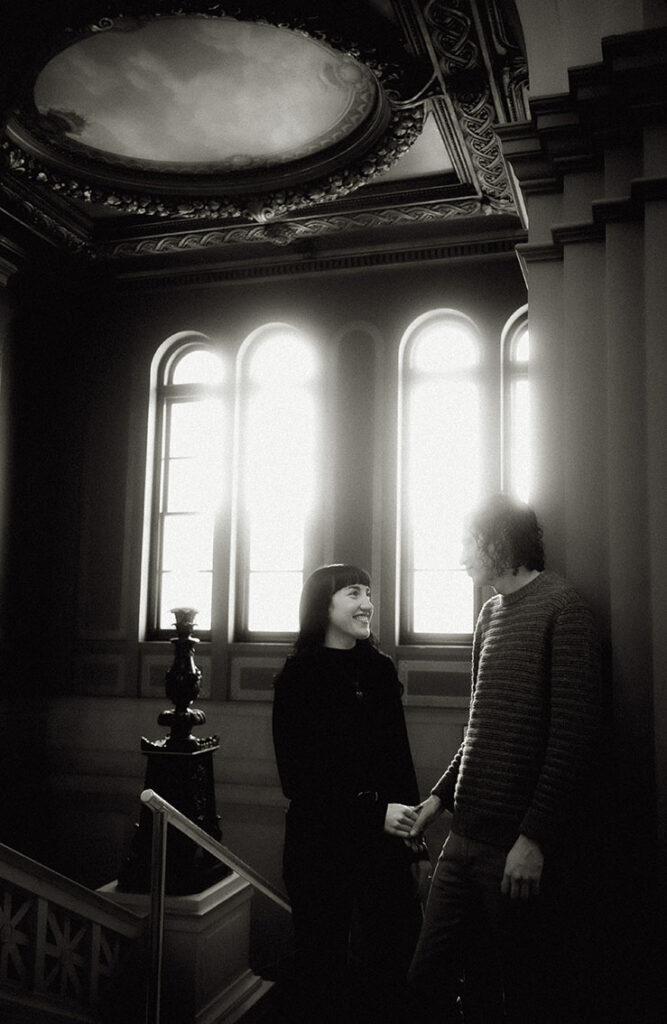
324, 582, 374, 649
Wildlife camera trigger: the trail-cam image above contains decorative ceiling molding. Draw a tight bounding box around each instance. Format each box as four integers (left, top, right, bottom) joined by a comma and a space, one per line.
114, 232, 526, 287
2, 104, 425, 222
422, 0, 528, 210
3, 1, 430, 222
104, 196, 489, 258
0, 175, 92, 256
0, 0, 530, 270
452, 90, 513, 208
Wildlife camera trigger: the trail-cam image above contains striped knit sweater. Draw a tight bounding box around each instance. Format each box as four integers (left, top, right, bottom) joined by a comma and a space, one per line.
432, 571, 601, 850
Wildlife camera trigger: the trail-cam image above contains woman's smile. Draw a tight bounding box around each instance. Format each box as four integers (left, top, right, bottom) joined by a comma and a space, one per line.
325, 584, 374, 648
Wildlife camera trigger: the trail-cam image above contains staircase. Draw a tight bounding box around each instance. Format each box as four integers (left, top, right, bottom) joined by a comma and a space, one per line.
1, 792, 290, 1024
0, 842, 146, 1024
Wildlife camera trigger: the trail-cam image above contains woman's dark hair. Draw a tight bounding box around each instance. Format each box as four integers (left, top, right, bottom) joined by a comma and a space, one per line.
468, 492, 545, 576
294, 563, 375, 654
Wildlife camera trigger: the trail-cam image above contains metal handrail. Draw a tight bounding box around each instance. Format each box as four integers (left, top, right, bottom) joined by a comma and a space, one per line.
140, 787, 290, 1024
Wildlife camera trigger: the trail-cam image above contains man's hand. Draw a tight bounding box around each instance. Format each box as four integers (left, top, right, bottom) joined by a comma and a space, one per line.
384, 803, 419, 837
408, 794, 443, 837
501, 834, 544, 899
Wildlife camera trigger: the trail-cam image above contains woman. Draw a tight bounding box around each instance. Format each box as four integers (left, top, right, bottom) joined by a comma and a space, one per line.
272, 564, 428, 1024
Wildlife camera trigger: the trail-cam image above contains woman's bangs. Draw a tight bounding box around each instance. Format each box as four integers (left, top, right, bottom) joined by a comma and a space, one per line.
330, 565, 371, 594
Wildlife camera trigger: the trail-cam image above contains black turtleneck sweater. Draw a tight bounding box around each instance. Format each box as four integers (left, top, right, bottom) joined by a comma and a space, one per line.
273, 643, 420, 838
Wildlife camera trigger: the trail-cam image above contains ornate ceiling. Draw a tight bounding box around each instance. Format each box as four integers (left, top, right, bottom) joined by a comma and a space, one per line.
31, 19, 380, 172
0, 0, 529, 280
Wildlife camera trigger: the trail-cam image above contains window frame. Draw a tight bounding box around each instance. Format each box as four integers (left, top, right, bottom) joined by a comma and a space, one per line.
231, 322, 326, 643
397, 309, 491, 646
142, 309, 526, 653
501, 304, 530, 501
144, 335, 228, 641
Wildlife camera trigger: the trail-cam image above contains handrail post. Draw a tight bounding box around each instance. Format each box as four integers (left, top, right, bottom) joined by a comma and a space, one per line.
141, 789, 291, 914
146, 807, 167, 1024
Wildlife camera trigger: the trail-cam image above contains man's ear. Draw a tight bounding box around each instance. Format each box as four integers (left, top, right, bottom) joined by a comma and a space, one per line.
482, 541, 497, 569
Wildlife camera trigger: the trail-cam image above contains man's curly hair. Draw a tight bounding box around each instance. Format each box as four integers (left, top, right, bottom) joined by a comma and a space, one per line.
468, 493, 545, 577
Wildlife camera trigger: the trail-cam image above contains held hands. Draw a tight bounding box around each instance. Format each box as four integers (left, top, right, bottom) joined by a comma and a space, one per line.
501, 834, 544, 900
408, 793, 443, 838
384, 803, 419, 837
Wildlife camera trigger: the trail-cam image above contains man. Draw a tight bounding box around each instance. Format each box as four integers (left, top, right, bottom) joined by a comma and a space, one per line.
407, 493, 602, 1023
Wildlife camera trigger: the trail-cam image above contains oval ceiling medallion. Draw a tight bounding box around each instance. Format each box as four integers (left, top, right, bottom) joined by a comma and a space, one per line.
32, 16, 378, 173
3, 5, 425, 220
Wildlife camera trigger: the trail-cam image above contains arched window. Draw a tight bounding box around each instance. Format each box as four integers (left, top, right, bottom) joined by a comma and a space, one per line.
145, 336, 227, 636
234, 324, 322, 637
502, 306, 531, 502
398, 311, 483, 641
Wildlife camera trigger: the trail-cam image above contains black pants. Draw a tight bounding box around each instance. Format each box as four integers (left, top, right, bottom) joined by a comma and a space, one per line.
283, 818, 422, 1024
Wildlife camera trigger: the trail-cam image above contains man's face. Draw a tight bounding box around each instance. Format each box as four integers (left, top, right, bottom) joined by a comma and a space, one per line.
460, 530, 495, 587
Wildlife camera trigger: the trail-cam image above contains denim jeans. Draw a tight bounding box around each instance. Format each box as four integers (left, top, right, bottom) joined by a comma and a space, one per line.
407, 831, 544, 1024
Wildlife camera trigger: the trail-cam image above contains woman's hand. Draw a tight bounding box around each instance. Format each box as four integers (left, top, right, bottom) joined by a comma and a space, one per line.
384, 803, 419, 837
409, 794, 443, 837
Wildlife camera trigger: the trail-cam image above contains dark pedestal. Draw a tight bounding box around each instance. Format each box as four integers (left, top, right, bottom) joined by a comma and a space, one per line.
118, 742, 231, 896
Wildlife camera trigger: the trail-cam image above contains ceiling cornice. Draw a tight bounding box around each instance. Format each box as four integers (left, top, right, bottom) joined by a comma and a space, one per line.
101, 195, 489, 260
113, 228, 527, 288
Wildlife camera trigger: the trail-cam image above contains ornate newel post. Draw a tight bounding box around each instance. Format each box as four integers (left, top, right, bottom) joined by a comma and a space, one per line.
118, 608, 231, 895
160, 607, 207, 751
